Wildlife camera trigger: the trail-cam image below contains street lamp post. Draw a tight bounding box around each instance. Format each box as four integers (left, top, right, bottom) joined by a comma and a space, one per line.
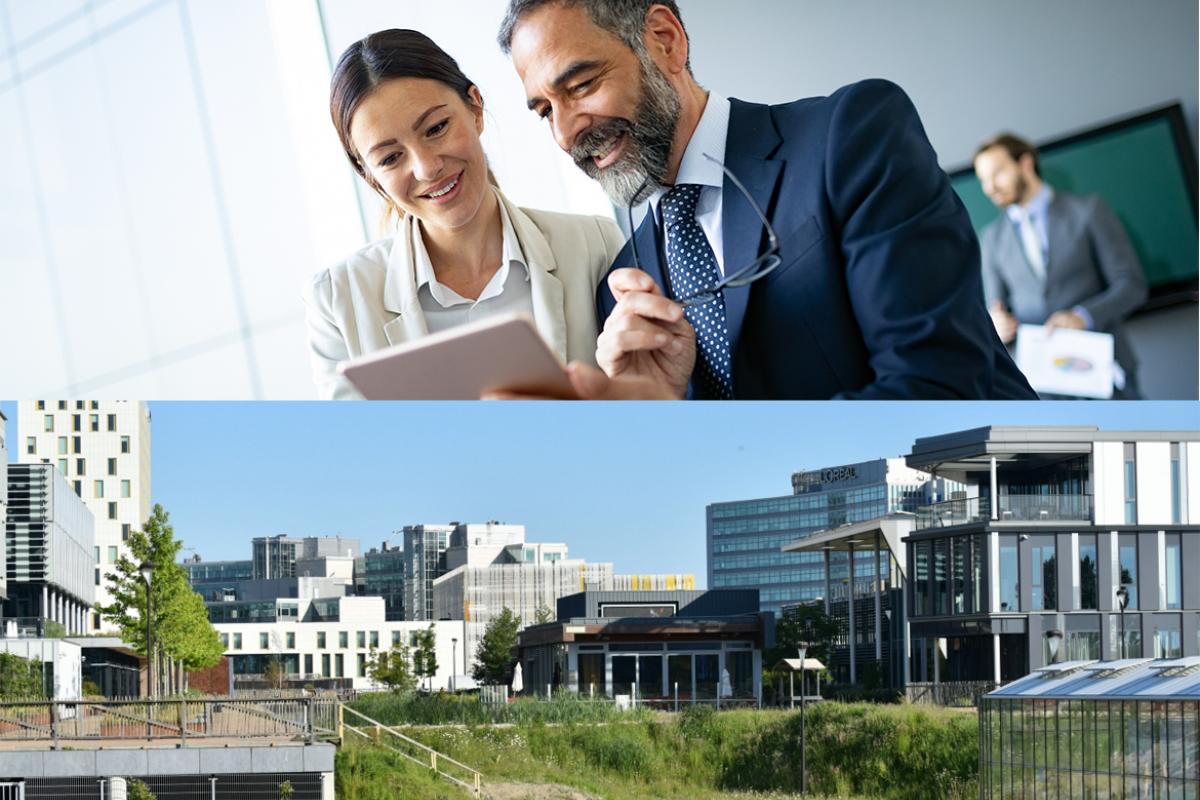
1045, 629, 1064, 665
1116, 586, 1129, 659
139, 561, 154, 699
451, 638, 458, 692
797, 641, 810, 795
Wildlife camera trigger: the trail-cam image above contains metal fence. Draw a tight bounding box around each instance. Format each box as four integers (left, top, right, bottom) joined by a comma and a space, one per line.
343, 705, 482, 797
0, 697, 339, 747
8, 774, 324, 800
906, 681, 996, 708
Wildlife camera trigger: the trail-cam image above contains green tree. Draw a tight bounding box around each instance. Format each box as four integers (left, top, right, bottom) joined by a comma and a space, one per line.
127, 779, 156, 800
411, 624, 438, 691
97, 504, 224, 695
533, 605, 554, 625
367, 643, 417, 693
471, 607, 520, 685
0, 652, 45, 699
264, 657, 286, 691
772, 603, 840, 665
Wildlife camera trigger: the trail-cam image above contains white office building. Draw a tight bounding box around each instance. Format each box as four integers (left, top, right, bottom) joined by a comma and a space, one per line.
17, 401, 150, 630
213, 596, 463, 692
0, 410, 8, 601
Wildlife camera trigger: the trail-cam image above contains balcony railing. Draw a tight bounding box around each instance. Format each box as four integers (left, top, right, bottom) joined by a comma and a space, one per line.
916, 495, 1093, 529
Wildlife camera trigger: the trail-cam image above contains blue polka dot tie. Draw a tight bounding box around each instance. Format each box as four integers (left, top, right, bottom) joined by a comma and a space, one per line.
661, 184, 734, 400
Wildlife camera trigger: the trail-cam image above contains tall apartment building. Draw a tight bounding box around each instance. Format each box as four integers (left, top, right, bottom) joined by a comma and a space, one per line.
708, 458, 956, 615
3, 464, 95, 634
0, 411, 8, 602
17, 401, 150, 629
904, 426, 1200, 684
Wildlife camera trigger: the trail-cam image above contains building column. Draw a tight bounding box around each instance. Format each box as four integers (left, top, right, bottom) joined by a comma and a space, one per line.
42, 586, 49, 622
874, 537, 883, 663
823, 549, 831, 615
993, 633, 1002, 685
848, 542, 856, 685
990, 457, 999, 520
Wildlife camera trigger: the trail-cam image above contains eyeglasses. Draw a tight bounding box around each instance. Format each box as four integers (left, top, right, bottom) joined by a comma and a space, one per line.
627, 153, 781, 307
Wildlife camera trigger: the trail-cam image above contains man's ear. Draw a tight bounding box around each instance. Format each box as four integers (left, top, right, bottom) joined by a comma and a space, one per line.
643, 4, 689, 76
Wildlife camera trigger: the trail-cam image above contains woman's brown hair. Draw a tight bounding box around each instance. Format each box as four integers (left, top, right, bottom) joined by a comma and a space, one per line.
330, 29, 496, 228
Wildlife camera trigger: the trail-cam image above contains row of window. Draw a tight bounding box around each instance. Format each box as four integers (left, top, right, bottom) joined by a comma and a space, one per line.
217, 629, 422, 651
41, 412, 120, 433
29, 435, 132, 456
710, 486, 889, 519
36, 401, 100, 410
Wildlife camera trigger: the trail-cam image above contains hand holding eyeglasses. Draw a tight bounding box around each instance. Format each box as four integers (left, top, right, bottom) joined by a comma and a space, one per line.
594, 268, 695, 400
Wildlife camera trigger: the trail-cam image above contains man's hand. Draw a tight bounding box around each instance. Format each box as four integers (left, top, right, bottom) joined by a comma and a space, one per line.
989, 301, 1018, 344
1045, 309, 1087, 333
597, 269, 696, 399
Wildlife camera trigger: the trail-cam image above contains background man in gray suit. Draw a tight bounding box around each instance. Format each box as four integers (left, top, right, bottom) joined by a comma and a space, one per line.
974, 133, 1148, 398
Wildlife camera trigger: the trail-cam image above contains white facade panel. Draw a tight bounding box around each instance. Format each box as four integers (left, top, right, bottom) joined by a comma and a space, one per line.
1135, 442, 1172, 525
1093, 442, 1126, 526
1187, 442, 1200, 525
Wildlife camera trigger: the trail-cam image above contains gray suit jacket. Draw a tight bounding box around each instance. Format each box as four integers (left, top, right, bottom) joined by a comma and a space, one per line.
979, 192, 1148, 385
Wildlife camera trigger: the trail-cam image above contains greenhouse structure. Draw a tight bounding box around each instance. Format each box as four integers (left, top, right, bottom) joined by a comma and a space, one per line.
980, 657, 1200, 798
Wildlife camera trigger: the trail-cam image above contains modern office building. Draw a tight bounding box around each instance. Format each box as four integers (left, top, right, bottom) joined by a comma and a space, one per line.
356, 542, 406, 621
211, 595, 463, 691
904, 426, 1200, 685
252, 534, 360, 580
403, 523, 458, 621
184, 557, 255, 601
17, 401, 150, 629
0, 410, 7, 603
517, 589, 770, 705
708, 458, 956, 615
3, 463, 96, 635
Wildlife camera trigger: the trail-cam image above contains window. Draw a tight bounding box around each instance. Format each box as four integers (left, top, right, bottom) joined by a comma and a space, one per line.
1030, 535, 1056, 610
219, 633, 229, 648
1118, 534, 1138, 609
90, 401, 98, 409
392, 631, 402, 646
335, 654, 344, 677
108, 501, 117, 519
233, 633, 242, 650
107, 414, 116, 431
339, 631, 348, 649
1153, 618, 1182, 659
951, 537, 966, 614
88, 414, 98, 432
121, 436, 130, 453
317, 632, 326, 649
25, 437, 35, 454
57, 436, 67, 454
74, 480, 82, 496
44, 415, 53, 432
259, 633, 269, 649
286, 632, 295, 649
108, 458, 117, 475
357, 631, 366, 648
72, 436, 81, 453
358, 653, 367, 677
1078, 534, 1098, 610
36, 401, 44, 410
95, 568, 101, 586
1164, 534, 1182, 610
1123, 443, 1137, 524
933, 539, 949, 615
107, 546, 118, 562
1169, 443, 1182, 524
370, 631, 379, 649
121, 480, 131, 498
999, 535, 1019, 612
94, 547, 100, 562
76, 458, 85, 475
75, 401, 83, 410
57, 459, 67, 475
321, 654, 330, 676
57, 401, 66, 410
94, 480, 104, 498
72, 414, 81, 432
121, 523, 131, 541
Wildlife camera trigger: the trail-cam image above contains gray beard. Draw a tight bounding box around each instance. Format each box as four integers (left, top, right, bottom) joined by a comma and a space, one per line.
570, 56, 681, 207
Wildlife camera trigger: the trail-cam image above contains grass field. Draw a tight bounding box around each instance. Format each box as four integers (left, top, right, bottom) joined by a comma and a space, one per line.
337, 699, 980, 800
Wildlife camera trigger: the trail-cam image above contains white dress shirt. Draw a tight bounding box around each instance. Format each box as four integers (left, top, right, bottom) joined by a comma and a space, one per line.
411, 190, 534, 333
648, 92, 732, 275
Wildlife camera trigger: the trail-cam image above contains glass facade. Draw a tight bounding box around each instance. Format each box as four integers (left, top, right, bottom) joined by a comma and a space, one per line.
981, 698, 1200, 798
1079, 534, 1098, 610
709, 459, 938, 615
1000, 536, 1019, 612
1030, 535, 1057, 611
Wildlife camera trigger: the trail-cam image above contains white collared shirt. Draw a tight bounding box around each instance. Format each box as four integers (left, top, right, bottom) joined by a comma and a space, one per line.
648, 92, 732, 275
411, 189, 534, 333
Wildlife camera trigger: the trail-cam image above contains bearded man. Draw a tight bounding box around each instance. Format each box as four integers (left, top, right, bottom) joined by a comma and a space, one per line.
498, 0, 1037, 399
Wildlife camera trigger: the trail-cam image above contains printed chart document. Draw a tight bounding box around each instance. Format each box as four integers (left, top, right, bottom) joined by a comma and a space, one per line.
1014, 324, 1115, 399
338, 313, 575, 400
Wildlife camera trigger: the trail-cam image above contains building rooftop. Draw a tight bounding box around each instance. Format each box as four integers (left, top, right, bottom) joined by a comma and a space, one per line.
986, 657, 1200, 702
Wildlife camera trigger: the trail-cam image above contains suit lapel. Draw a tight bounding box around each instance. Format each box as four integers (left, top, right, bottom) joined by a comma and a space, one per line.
1043, 195, 1072, 286
633, 209, 667, 293
382, 220, 429, 346
505, 198, 569, 362
721, 100, 784, 354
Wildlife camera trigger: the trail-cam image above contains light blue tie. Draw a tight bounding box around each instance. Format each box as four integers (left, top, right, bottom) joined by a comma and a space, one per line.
661, 184, 734, 400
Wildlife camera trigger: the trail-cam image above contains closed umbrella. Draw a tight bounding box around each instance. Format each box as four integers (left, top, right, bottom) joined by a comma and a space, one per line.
720, 667, 733, 698
511, 662, 524, 694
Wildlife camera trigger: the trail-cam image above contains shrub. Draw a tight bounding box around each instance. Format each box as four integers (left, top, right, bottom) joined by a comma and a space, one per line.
127, 779, 156, 800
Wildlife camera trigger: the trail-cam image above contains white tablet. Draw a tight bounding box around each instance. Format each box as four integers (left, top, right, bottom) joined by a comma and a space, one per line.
337, 313, 576, 400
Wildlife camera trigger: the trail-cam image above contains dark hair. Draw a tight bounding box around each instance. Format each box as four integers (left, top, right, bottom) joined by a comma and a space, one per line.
330, 29, 491, 224
975, 132, 1041, 177
498, 0, 690, 69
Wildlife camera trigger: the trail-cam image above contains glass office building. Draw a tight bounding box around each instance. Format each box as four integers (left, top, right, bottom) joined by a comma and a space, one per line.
708, 459, 948, 615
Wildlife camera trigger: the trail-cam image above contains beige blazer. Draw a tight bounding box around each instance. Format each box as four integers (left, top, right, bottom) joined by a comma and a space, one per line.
303, 191, 625, 399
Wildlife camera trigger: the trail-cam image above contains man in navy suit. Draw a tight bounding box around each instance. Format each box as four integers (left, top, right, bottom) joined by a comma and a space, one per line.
499, 0, 1036, 400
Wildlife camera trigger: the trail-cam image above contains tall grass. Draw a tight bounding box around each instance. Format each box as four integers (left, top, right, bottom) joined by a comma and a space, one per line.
348, 691, 653, 727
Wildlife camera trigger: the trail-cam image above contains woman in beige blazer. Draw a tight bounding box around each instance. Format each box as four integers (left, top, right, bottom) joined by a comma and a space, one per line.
304, 29, 624, 399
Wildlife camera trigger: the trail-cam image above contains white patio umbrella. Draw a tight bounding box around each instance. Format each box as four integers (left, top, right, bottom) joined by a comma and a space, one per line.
720, 667, 733, 698
511, 662, 524, 694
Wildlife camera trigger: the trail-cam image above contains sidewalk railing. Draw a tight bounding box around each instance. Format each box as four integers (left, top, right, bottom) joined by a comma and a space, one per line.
0, 696, 339, 748
341, 704, 482, 797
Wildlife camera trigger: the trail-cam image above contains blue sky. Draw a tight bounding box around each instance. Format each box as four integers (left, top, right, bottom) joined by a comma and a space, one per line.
3, 401, 1196, 581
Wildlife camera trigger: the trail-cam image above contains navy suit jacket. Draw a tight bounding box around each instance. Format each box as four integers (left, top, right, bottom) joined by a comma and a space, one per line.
598, 80, 1037, 399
